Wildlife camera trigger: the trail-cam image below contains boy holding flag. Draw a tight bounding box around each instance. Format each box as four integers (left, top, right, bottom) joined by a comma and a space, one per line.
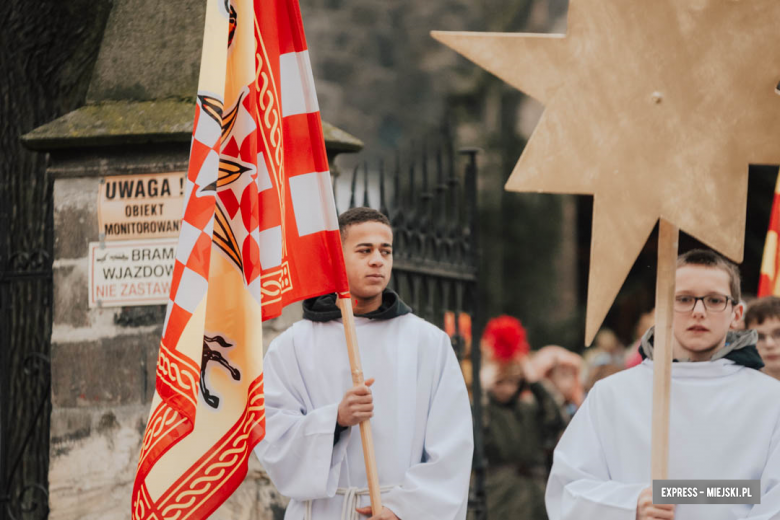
255, 207, 474, 520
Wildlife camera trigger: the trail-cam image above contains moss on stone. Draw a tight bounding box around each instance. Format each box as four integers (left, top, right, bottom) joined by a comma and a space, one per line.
23, 99, 363, 155
22, 99, 195, 150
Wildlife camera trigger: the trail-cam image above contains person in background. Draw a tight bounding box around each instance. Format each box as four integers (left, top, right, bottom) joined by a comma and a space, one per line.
745, 295, 780, 381
582, 328, 625, 383
480, 316, 567, 520
532, 345, 585, 424
625, 308, 655, 369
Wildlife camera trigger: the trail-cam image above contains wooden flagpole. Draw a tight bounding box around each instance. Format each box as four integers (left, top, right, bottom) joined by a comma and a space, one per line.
651, 219, 679, 481
337, 296, 383, 514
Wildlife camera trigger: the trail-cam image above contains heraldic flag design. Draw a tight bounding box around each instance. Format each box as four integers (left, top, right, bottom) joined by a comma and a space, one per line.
132, 0, 349, 517
759, 172, 780, 297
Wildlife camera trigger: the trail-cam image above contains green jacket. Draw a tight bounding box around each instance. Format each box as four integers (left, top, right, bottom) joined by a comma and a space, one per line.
483, 381, 567, 520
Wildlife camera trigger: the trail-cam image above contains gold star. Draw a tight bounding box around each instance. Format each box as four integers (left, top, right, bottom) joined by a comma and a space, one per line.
433, 1, 780, 344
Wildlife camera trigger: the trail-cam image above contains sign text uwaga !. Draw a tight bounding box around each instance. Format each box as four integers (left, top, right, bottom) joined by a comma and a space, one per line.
98, 172, 185, 240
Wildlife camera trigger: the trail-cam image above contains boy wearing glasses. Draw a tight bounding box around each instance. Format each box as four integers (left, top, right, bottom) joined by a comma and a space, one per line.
545, 249, 780, 520
745, 296, 780, 381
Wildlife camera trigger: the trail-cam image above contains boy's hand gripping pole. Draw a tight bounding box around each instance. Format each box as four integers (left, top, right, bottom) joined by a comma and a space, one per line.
337, 297, 383, 514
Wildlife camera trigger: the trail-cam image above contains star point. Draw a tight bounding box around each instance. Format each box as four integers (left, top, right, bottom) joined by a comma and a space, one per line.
435, 1, 780, 344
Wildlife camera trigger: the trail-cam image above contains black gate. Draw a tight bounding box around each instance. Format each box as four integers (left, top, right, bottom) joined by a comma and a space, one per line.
0, 165, 54, 520
342, 139, 487, 520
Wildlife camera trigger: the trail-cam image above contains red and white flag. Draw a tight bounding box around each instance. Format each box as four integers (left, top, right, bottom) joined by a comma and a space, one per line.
131, 0, 349, 517
759, 172, 780, 297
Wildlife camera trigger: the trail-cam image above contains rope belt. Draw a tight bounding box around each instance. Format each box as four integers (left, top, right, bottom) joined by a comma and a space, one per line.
303, 485, 396, 520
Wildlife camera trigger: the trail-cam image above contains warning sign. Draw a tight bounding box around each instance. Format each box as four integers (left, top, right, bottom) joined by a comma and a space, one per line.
98, 172, 186, 241
88, 239, 177, 308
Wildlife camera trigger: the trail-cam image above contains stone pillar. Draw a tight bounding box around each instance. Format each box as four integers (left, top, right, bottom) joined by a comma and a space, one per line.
22, 0, 362, 518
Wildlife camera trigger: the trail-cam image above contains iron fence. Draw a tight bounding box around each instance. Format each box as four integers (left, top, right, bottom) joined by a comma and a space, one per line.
0, 166, 53, 520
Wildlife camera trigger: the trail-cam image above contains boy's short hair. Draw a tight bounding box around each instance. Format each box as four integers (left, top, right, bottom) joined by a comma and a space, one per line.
745, 296, 780, 327
676, 249, 741, 302
338, 207, 391, 239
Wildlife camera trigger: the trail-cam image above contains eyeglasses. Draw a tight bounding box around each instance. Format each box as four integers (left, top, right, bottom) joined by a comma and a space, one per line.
757, 330, 780, 343
673, 294, 735, 313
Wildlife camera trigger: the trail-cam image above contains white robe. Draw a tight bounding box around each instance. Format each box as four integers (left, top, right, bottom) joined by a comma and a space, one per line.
546, 359, 780, 520
254, 314, 474, 520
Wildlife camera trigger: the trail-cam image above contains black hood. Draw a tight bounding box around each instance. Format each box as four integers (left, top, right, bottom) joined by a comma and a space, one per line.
638, 326, 764, 370
303, 290, 412, 322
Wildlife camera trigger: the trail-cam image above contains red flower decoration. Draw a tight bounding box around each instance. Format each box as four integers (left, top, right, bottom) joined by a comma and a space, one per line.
482, 315, 529, 362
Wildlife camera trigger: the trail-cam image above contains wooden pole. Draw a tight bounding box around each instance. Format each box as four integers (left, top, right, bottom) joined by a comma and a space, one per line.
651, 219, 679, 481
337, 297, 383, 514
